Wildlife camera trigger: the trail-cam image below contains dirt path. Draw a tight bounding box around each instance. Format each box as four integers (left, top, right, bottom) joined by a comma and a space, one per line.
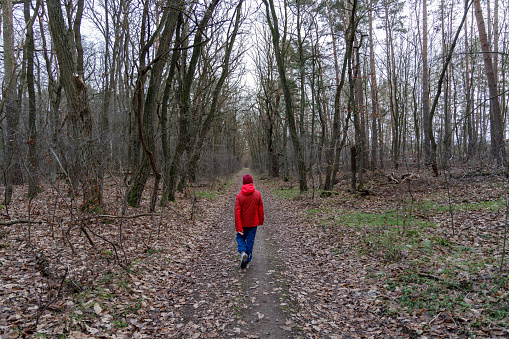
175, 173, 297, 338
232, 190, 294, 338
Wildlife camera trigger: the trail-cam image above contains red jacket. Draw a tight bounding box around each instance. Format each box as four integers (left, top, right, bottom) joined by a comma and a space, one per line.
235, 183, 264, 232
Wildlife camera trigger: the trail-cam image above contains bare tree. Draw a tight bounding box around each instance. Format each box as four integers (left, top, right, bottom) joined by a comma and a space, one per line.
263, 0, 308, 192
126, 0, 184, 208
46, 0, 101, 210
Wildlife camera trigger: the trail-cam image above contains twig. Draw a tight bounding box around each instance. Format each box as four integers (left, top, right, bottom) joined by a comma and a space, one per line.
429, 312, 442, 325
85, 225, 130, 271
444, 169, 456, 236
418, 273, 442, 281
499, 182, 508, 276
35, 267, 68, 326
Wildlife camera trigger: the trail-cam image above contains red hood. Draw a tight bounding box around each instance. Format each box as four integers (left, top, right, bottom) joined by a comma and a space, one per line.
240, 183, 256, 195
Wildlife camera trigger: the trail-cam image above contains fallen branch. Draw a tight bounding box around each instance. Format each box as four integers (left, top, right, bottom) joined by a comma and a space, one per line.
0, 219, 43, 226
96, 213, 159, 219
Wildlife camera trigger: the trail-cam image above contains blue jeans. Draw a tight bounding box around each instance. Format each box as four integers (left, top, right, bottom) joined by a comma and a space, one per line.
236, 226, 257, 263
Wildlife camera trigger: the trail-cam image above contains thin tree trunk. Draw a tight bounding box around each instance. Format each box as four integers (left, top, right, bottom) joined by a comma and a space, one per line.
38, 9, 62, 184
368, 2, 379, 170
465, 8, 475, 160
25, 0, 40, 199
353, 37, 364, 190
422, 0, 431, 166
323, 0, 357, 191
178, 0, 243, 190
441, 0, 452, 168
429, 0, 474, 175
2, 0, 18, 205
127, 0, 183, 208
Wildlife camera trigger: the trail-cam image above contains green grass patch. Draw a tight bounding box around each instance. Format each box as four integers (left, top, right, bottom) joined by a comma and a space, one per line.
113, 320, 128, 328
273, 186, 302, 200
415, 197, 506, 214
193, 190, 217, 199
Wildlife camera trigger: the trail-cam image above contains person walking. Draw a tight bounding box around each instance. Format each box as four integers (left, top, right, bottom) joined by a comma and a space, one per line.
235, 174, 264, 269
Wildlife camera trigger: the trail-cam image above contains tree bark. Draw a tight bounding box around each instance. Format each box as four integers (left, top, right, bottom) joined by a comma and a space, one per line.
368, 2, 380, 170
428, 0, 474, 175
178, 0, 243, 190
323, 0, 357, 191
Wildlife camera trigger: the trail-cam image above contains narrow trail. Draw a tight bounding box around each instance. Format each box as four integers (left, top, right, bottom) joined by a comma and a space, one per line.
176, 173, 297, 338
232, 187, 294, 338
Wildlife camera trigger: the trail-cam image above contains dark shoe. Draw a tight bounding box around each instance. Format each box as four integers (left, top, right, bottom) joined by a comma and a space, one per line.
240, 252, 248, 269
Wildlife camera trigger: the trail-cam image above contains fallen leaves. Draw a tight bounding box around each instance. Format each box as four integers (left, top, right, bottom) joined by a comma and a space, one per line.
1, 171, 508, 337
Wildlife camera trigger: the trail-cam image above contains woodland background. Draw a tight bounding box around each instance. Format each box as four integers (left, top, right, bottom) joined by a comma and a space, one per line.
0, 0, 509, 337
0, 0, 508, 204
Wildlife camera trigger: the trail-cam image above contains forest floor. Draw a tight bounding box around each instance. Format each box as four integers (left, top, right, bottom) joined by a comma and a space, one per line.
0, 168, 508, 338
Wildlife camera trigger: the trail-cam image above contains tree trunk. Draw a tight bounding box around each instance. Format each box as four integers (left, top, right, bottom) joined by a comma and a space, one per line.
2, 0, 18, 205
473, 0, 505, 166
38, 11, 62, 184
178, 0, 243, 190
368, 2, 380, 170
441, 0, 452, 168
353, 38, 364, 191
422, 0, 431, 166
323, 0, 357, 191
428, 0, 473, 176
25, 0, 40, 199
159, 14, 183, 207
127, 0, 183, 207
